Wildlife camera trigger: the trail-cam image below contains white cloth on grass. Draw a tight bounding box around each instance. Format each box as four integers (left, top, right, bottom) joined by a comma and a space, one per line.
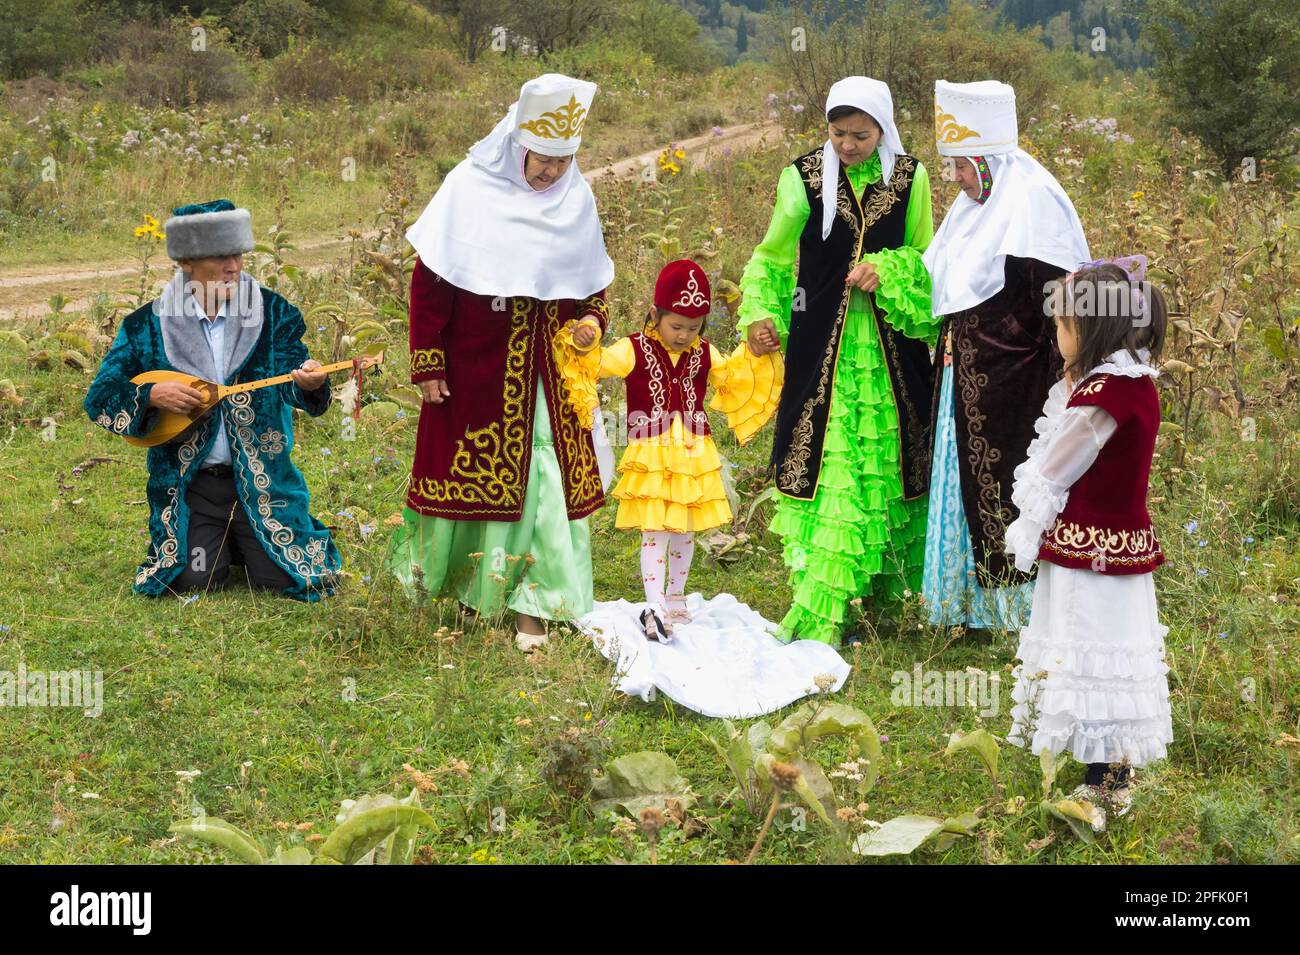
578, 592, 851, 719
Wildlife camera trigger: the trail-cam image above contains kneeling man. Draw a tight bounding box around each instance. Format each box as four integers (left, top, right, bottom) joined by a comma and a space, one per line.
85, 199, 340, 600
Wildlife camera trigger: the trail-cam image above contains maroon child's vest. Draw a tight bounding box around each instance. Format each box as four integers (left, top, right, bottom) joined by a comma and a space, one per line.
624, 332, 713, 440
1039, 371, 1165, 574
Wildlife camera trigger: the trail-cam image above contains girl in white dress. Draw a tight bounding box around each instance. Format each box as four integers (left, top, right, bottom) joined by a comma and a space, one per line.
1004, 259, 1173, 828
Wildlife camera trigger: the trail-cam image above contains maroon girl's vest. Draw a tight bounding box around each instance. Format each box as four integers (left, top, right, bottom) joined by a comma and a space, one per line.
624, 332, 712, 440
1039, 372, 1165, 575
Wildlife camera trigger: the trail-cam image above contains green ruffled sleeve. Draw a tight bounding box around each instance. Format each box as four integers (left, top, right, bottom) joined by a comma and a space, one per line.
861, 246, 939, 345
737, 163, 809, 345
860, 160, 938, 345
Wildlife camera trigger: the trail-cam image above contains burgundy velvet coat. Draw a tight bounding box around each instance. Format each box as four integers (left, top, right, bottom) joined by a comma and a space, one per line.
933, 255, 1066, 586
405, 257, 608, 522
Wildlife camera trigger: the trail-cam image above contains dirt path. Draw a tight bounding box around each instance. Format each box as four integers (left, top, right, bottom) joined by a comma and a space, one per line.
0, 121, 783, 322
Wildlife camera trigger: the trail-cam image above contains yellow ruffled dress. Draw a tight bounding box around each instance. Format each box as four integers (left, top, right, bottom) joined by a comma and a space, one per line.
555, 323, 782, 534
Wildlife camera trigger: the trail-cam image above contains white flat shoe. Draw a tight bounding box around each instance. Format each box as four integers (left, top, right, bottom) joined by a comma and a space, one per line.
515, 631, 549, 653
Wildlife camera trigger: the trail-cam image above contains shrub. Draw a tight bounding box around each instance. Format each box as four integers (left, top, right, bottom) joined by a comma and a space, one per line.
263, 40, 369, 102
224, 0, 331, 58
122, 18, 250, 106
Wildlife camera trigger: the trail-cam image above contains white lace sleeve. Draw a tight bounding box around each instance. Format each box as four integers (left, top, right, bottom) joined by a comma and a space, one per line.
1005, 404, 1118, 571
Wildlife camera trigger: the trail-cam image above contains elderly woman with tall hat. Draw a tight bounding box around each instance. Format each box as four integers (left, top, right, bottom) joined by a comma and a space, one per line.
83, 199, 341, 600
738, 77, 939, 647
388, 74, 614, 652
921, 80, 1091, 631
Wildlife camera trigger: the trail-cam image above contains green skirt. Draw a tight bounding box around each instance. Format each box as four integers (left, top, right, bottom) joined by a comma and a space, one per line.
769, 287, 928, 645
387, 381, 594, 621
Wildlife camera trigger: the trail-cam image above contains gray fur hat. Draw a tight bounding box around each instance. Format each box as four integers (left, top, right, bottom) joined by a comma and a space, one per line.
164, 198, 255, 260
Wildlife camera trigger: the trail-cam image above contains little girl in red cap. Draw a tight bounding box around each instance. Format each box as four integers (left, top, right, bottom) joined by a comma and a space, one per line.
556, 259, 783, 634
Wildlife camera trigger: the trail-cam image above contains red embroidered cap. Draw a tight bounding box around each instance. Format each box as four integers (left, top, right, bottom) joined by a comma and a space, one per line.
653, 259, 711, 318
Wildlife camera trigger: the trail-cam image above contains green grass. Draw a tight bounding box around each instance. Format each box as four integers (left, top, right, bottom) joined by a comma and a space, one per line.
0, 301, 1295, 864
0, 49, 1296, 863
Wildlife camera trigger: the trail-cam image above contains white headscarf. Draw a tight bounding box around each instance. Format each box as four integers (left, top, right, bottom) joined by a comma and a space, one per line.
923, 150, 1090, 316
405, 82, 615, 301
820, 77, 905, 240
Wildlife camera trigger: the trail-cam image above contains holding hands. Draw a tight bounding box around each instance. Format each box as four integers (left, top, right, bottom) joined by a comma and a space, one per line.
746, 319, 781, 356
845, 261, 880, 293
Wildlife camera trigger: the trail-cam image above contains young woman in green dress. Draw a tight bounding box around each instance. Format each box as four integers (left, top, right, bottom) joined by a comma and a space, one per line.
739, 76, 937, 646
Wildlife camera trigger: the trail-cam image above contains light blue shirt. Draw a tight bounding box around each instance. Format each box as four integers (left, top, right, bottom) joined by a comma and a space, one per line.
186, 293, 232, 466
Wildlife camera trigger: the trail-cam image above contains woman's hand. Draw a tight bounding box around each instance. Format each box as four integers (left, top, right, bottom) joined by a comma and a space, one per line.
572, 321, 598, 350
419, 379, 451, 404
746, 319, 781, 356
290, 359, 327, 392
845, 261, 880, 292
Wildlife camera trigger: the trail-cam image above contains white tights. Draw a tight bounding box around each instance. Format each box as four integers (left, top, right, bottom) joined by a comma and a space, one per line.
640, 531, 695, 608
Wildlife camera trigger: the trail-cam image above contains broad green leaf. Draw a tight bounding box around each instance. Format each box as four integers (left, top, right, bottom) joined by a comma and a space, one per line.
318, 805, 435, 865
1262, 327, 1288, 362
270, 846, 314, 865
1040, 798, 1100, 844
767, 703, 882, 793
591, 751, 695, 816
387, 788, 424, 866
747, 720, 773, 755
851, 815, 944, 857
944, 729, 999, 782
701, 723, 753, 793
1038, 748, 1068, 798
787, 754, 834, 827
941, 811, 980, 835
170, 817, 266, 864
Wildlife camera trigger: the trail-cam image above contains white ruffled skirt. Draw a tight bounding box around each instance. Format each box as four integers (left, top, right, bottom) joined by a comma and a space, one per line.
1008, 564, 1173, 766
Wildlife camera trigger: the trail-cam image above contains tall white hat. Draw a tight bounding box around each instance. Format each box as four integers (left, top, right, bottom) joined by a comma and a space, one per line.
513, 73, 597, 157
933, 80, 1018, 157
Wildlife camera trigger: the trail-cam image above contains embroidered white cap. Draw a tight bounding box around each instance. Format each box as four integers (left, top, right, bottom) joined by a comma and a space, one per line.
933, 80, 1018, 157
512, 73, 597, 157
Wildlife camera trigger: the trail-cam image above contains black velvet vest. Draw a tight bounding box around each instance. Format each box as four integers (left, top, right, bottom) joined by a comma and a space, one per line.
770, 148, 933, 500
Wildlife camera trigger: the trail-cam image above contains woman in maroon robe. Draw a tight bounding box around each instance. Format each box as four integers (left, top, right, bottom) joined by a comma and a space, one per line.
387, 73, 615, 652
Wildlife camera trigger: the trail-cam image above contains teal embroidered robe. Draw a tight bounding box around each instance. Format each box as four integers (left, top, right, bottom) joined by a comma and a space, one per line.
83, 285, 341, 600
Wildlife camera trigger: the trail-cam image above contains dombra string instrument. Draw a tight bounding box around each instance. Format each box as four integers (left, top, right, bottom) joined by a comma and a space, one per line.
121, 352, 384, 448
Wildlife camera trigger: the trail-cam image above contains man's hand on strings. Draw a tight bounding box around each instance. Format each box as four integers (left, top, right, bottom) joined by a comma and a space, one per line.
419, 379, 451, 404
149, 380, 206, 414
846, 261, 880, 293
291, 359, 327, 391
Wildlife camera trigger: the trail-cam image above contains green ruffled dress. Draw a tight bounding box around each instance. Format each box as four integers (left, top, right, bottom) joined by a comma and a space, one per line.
387, 379, 594, 621
739, 153, 939, 645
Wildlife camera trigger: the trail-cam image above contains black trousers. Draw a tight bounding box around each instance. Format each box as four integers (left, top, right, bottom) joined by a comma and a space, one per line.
167, 466, 295, 595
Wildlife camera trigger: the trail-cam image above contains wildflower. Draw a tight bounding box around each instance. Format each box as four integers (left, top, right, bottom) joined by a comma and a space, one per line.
770, 761, 801, 792
321, 447, 332, 456
813, 673, 836, 693
879, 734, 889, 744
1183, 520, 1198, 534
1196, 568, 1208, 577
583, 711, 593, 721
403, 763, 439, 793
132, 213, 164, 240
638, 807, 665, 840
